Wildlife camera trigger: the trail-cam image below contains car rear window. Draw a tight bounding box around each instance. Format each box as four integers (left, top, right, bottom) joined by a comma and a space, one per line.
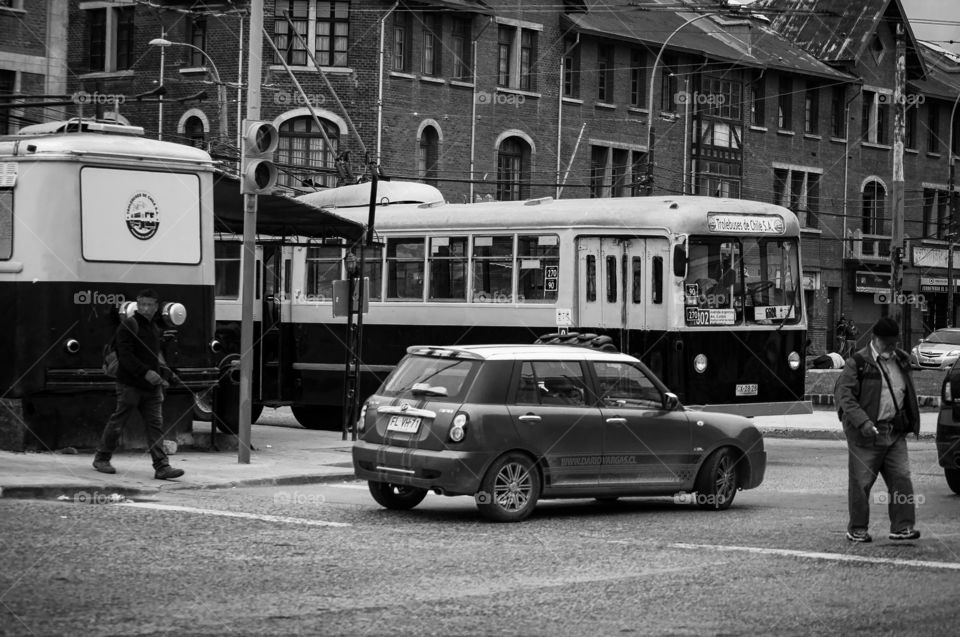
381, 355, 479, 400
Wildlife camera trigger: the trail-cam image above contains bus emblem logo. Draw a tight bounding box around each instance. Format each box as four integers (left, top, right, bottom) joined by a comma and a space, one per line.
125, 192, 159, 240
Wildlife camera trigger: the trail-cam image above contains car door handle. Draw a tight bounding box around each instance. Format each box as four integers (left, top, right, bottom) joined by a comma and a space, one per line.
518, 414, 542, 423
605, 417, 627, 426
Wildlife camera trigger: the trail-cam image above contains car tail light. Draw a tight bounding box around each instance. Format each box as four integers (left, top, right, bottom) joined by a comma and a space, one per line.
358, 402, 368, 433
943, 378, 953, 405
449, 412, 468, 442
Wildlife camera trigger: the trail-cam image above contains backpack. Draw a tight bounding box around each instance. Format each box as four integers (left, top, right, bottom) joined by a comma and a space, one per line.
835, 352, 866, 421
102, 319, 138, 378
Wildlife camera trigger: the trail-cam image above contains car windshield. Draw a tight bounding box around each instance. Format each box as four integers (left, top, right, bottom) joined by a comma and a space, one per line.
381, 356, 479, 400
927, 331, 960, 346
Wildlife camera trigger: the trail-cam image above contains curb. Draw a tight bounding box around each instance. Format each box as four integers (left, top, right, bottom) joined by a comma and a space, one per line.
806, 394, 941, 409
757, 427, 937, 442
0, 471, 359, 500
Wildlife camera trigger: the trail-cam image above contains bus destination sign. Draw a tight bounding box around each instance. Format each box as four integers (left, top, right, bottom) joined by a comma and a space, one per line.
708, 214, 784, 235
685, 307, 736, 326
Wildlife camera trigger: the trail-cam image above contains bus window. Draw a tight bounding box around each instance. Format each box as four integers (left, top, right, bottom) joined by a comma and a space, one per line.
652, 256, 663, 304
214, 242, 241, 299
305, 245, 342, 301
387, 237, 425, 300
631, 256, 642, 303
429, 236, 468, 302
518, 235, 559, 303
741, 238, 801, 324
362, 245, 383, 301
0, 190, 12, 260
605, 255, 617, 302
684, 239, 741, 322
586, 255, 597, 302
472, 235, 513, 303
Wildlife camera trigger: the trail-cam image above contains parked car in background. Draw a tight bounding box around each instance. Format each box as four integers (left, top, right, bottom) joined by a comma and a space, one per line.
910, 328, 960, 369
352, 344, 767, 522
937, 364, 960, 495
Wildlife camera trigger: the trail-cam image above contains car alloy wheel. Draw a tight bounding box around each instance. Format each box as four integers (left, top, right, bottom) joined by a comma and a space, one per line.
477, 452, 540, 522
694, 447, 738, 511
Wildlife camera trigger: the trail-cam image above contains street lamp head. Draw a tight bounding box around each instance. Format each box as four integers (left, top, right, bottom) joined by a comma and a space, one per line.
149, 38, 173, 47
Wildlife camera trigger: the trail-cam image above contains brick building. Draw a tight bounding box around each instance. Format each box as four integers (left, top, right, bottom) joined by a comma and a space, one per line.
3, 0, 959, 350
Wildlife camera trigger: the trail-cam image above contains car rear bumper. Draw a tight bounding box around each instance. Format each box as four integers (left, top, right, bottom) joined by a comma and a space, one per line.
352, 441, 490, 495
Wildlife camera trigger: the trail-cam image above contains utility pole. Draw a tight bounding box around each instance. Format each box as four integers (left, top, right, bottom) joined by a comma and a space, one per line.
947, 93, 960, 327
238, 0, 264, 463
891, 23, 906, 341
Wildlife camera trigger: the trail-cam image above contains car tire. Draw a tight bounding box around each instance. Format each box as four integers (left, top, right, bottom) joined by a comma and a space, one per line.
694, 447, 738, 510
945, 468, 960, 495
477, 453, 540, 522
292, 405, 343, 431
367, 481, 428, 510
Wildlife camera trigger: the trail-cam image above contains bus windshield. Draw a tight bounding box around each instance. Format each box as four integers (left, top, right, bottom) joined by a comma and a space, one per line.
684, 236, 801, 326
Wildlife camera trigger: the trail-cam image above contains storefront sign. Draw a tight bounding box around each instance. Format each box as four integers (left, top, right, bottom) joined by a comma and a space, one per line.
802, 271, 820, 291
912, 245, 960, 270
855, 271, 891, 293
919, 276, 960, 293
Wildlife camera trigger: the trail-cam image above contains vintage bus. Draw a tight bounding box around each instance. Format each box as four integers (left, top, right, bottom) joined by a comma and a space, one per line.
213, 193, 808, 429
0, 120, 221, 451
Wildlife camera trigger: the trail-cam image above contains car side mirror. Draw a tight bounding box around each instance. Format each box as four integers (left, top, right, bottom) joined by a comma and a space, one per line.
663, 392, 680, 411
919, 338, 925, 344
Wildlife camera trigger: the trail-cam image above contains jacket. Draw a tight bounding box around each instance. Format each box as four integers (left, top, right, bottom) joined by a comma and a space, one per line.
834, 345, 920, 444
115, 312, 164, 391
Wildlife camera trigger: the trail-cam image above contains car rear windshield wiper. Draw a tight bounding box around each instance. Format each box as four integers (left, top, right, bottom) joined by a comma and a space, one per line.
410, 383, 448, 397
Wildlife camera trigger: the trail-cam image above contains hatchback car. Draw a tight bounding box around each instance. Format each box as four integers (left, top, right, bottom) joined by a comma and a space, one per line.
937, 364, 960, 495
911, 328, 960, 369
352, 344, 767, 522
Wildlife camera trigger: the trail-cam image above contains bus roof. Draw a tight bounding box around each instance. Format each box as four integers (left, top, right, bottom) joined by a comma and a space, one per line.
0, 131, 214, 167
325, 195, 800, 237
297, 180, 444, 209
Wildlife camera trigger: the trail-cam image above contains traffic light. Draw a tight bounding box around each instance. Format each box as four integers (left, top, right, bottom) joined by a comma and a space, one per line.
241, 120, 278, 195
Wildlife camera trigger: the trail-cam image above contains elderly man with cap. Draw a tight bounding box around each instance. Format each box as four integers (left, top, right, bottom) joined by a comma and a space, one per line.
834, 317, 921, 543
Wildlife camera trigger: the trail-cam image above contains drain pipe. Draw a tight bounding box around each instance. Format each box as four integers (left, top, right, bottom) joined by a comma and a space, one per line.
557, 33, 580, 199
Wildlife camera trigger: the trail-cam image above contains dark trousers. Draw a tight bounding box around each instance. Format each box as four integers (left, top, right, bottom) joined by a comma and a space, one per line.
97, 384, 170, 469
847, 425, 916, 533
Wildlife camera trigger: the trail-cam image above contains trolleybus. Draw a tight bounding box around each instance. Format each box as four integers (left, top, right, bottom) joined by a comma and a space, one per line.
213, 194, 808, 428
0, 120, 221, 450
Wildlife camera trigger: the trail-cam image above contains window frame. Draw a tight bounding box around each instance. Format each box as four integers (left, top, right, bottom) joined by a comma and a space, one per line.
273, 0, 350, 69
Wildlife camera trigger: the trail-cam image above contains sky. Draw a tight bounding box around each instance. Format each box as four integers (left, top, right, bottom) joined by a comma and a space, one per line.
900, 0, 960, 53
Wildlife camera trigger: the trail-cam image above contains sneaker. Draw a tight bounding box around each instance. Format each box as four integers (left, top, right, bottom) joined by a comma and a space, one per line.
154, 466, 184, 480
92, 459, 116, 474
846, 529, 872, 543
889, 527, 921, 541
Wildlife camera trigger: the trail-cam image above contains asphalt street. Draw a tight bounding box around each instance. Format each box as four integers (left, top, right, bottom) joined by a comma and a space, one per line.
1, 438, 957, 636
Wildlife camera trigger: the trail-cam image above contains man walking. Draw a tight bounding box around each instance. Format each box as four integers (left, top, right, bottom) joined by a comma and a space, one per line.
93, 289, 184, 480
835, 317, 920, 543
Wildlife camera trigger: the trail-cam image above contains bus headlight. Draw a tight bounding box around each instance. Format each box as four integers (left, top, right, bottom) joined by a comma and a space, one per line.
162, 302, 187, 327
64, 339, 80, 354
118, 301, 138, 318
693, 354, 708, 374
788, 351, 801, 370
449, 413, 468, 442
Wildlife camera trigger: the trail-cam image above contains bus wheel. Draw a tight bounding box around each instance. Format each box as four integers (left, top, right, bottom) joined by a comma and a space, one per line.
214, 397, 264, 434
694, 448, 738, 510
292, 405, 341, 430
945, 468, 960, 495
368, 481, 428, 510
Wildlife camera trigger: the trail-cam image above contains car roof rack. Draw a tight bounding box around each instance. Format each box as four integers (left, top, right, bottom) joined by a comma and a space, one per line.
533, 332, 618, 352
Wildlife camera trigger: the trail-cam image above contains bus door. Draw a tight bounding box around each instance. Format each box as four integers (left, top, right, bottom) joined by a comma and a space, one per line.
577, 237, 669, 349
258, 243, 293, 401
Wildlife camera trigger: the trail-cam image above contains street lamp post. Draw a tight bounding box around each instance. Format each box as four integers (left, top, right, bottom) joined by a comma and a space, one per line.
948, 93, 960, 327
644, 11, 716, 194
149, 38, 229, 145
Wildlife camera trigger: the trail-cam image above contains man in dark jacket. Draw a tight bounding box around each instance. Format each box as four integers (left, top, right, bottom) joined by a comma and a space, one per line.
93, 289, 184, 480
834, 317, 920, 543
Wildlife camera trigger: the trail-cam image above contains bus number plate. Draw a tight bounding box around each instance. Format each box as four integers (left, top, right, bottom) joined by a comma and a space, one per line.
736, 384, 758, 397
387, 415, 421, 433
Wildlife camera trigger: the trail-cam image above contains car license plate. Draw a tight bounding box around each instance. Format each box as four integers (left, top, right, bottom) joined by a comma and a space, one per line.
736, 383, 758, 397
387, 415, 421, 433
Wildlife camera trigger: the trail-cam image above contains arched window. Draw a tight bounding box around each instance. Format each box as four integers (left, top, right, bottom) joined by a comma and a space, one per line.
184, 116, 206, 149
497, 136, 530, 201
418, 126, 439, 187
862, 180, 886, 235
277, 116, 340, 190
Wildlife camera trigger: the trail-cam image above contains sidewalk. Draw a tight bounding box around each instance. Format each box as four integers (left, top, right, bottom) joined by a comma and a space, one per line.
0, 406, 941, 500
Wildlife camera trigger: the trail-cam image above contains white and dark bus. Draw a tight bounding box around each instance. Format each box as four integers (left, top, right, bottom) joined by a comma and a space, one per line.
214, 194, 807, 428
0, 120, 221, 450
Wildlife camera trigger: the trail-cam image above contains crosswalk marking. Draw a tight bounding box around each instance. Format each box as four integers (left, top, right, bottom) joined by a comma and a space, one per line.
121, 502, 351, 527
672, 542, 960, 571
